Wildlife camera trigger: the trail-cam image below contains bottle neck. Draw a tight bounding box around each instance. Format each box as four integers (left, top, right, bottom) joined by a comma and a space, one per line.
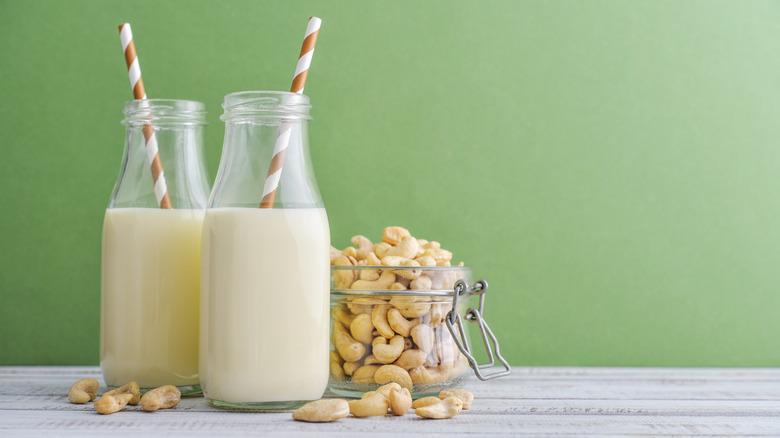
123, 99, 207, 127
210, 91, 321, 209
110, 100, 210, 209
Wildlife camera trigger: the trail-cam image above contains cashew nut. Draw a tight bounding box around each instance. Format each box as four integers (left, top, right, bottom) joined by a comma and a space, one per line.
332, 305, 356, 327
333, 321, 366, 363
293, 399, 350, 422
103, 381, 140, 405
373, 364, 413, 389
409, 366, 450, 386
365, 252, 382, 266
396, 276, 412, 288
94, 393, 132, 414
351, 270, 395, 290
382, 226, 411, 246
411, 324, 435, 354
343, 361, 360, 376
415, 239, 428, 256
351, 364, 380, 385
68, 378, 98, 404
381, 255, 408, 266
414, 396, 463, 419
333, 254, 355, 267
374, 382, 401, 399
332, 256, 355, 289
359, 269, 380, 281
424, 240, 440, 249
372, 335, 405, 364
388, 387, 412, 416
390, 296, 430, 319
330, 350, 346, 380
385, 235, 419, 260
341, 246, 357, 260
360, 390, 379, 399
349, 313, 375, 345
140, 385, 181, 412
412, 396, 441, 409
394, 349, 428, 370
364, 354, 380, 366
387, 258, 423, 280
435, 330, 458, 366
440, 389, 473, 410
350, 235, 373, 261
374, 242, 392, 258
387, 308, 418, 337
416, 255, 437, 267
371, 304, 395, 339
346, 297, 374, 315
422, 247, 453, 266
428, 302, 445, 325
348, 392, 389, 417
410, 275, 433, 290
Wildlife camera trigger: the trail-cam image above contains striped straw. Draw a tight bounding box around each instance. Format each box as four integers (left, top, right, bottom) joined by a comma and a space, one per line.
259, 16, 322, 208
118, 23, 172, 209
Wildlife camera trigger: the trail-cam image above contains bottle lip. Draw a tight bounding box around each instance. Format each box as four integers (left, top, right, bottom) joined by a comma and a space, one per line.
122, 99, 207, 126
221, 90, 312, 122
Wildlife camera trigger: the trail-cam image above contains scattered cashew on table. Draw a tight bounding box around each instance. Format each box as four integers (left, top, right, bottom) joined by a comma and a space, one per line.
292, 384, 474, 422
67, 379, 181, 414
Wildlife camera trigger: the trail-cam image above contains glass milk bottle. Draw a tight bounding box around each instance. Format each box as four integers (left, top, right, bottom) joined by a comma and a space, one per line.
101, 99, 209, 395
201, 91, 330, 409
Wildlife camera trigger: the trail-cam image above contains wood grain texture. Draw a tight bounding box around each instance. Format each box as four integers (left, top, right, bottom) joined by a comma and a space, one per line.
1, 367, 779, 436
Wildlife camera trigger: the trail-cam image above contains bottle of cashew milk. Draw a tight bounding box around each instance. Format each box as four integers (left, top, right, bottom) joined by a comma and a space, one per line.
101, 99, 210, 395
201, 91, 330, 409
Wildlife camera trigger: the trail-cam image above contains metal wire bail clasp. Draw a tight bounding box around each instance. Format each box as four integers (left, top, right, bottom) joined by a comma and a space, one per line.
445, 279, 511, 380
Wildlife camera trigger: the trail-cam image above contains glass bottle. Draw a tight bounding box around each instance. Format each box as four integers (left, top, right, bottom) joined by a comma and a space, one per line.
101, 99, 209, 395
201, 91, 330, 409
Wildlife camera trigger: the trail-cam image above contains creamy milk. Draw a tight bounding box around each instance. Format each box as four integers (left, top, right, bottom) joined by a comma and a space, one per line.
100, 208, 203, 389
200, 207, 330, 404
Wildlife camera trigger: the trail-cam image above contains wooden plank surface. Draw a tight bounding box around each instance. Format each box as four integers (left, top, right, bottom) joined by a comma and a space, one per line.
1, 366, 779, 436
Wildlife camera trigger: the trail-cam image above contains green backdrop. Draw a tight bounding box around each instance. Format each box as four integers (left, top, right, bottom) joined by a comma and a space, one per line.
2, 0, 779, 367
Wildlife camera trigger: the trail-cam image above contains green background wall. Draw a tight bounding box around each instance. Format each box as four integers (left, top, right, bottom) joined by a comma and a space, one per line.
2, 0, 779, 367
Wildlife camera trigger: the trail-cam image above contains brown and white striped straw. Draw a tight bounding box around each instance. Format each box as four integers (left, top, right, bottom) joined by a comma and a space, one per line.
259, 16, 322, 208
118, 23, 172, 209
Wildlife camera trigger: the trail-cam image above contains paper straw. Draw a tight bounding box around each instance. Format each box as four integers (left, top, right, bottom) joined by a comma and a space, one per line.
259, 16, 322, 208
118, 23, 172, 209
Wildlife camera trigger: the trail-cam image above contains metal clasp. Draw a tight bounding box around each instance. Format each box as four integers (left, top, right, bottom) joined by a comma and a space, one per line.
445, 279, 511, 381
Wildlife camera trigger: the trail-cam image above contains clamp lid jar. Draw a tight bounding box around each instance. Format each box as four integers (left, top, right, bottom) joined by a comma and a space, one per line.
329, 265, 510, 398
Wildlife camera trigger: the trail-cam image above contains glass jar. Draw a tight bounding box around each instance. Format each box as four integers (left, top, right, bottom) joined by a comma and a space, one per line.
201, 91, 330, 410
329, 266, 511, 398
101, 99, 209, 395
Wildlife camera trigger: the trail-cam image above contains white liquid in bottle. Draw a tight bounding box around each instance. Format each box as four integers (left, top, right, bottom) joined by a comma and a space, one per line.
200, 207, 330, 404
100, 208, 203, 389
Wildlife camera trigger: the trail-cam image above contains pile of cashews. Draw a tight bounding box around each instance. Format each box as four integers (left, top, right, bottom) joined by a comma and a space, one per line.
330, 226, 469, 392
292, 383, 474, 422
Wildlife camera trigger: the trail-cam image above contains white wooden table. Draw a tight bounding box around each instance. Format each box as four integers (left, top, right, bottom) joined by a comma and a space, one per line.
1, 366, 779, 436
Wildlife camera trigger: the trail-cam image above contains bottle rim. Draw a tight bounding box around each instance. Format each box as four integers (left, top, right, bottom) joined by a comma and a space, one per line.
221, 90, 312, 122
122, 99, 207, 126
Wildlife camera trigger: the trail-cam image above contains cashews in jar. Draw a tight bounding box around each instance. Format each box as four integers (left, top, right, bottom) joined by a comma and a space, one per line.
329, 227, 470, 396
